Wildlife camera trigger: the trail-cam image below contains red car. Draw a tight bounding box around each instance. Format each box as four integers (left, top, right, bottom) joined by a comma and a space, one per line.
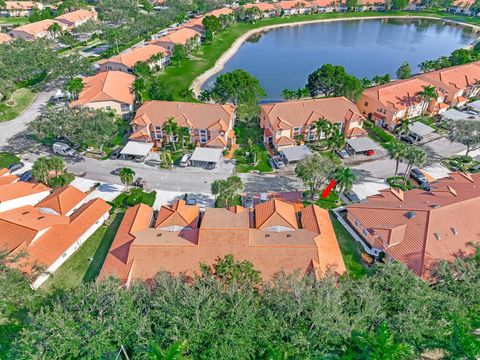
365, 150, 375, 156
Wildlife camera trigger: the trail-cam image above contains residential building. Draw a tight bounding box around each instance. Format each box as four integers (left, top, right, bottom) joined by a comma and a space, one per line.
259, 97, 366, 150
8, 19, 67, 40
447, 0, 475, 15
310, 0, 345, 13
98, 199, 346, 286
98, 44, 170, 73
0, 32, 12, 44
0, 1, 44, 17
3, 195, 110, 288
54, 8, 97, 29
181, 17, 205, 34
70, 71, 135, 117
0, 168, 18, 185
35, 185, 87, 216
130, 100, 236, 149
356, 0, 386, 11
417, 61, 480, 107
151, 27, 201, 52
207, 7, 234, 17
356, 78, 446, 129
346, 172, 480, 279
278, 0, 312, 15
0, 181, 51, 212
242, 3, 278, 18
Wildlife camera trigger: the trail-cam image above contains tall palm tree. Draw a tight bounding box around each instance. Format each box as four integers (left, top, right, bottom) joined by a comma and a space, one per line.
388, 141, 408, 178
163, 117, 179, 152
315, 118, 332, 142
159, 150, 173, 169
119, 167, 135, 191
325, 127, 345, 152
133, 78, 146, 104
403, 147, 427, 183
148, 340, 190, 360
394, 118, 412, 139
177, 127, 191, 148
48, 22, 63, 37
334, 167, 357, 202
416, 85, 438, 115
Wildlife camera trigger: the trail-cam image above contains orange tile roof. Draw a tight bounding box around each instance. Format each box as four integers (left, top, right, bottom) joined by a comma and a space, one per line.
274, 136, 296, 146
418, 61, 480, 94
4, 1, 38, 10
155, 199, 199, 229
207, 7, 234, 17
98, 44, 169, 69
70, 71, 135, 107
243, 2, 277, 11
0, 182, 49, 203
0, 168, 10, 176
206, 135, 227, 148
346, 126, 367, 137
98, 204, 153, 283
11, 19, 65, 36
0, 33, 12, 44
261, 97, 365, 131
0, 168, 18, 185
55, 9, 96, 26
278, 0, 311, 9
255, 199, 298, 230
131, 100, 235, 132
347, 172, 480, 278
36, 186, 86, 215
154, 27, 201, 46
101, 199, 346, 285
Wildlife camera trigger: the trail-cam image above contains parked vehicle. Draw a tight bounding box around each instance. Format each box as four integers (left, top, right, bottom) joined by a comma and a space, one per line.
185, 193, 196, 205
400, 135, 415, 145
345, 190, 361, 203
180, 153, 192, 167
109, 149, 121, 160
410, 168, 429, 188
110, 168, 122, 176
19, 170, 33, 182
8, 162, 24, 173
269, 155, 285, 169
365, 150, 376, 156
134, 177, 146, 188
409, 133, 423, 142
337, 149, 350, 159
53, 142, 77, 157
243, 193, 254, 209
204, 162, 215, 170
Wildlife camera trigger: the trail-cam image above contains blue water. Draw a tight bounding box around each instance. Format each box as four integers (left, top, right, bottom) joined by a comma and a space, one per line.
203, 18, 477, 101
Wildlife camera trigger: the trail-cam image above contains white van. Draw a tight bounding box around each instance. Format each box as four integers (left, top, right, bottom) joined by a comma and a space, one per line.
53, 142, 77, 157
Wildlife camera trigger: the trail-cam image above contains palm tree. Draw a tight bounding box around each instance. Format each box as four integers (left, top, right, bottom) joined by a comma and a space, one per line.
388, 141, 408, 178
211, 176, 243, 207
315, 118, 332, 142
48, 22, 63, 37
325, 127, 345, 152
403, 147, 427, 183
133, 78, 146, 104
334, 167, 357, 202
416, 85, 438, 115
148, 340, 190, 360
159, 150, 173, 169
49, 156, 65, 177
31, 157, 50, 185
119, 167, 135, 191
394, 118, 412, 139
164, 117, 179, 152
66, 78, 84, 100
177, 127, 191, 149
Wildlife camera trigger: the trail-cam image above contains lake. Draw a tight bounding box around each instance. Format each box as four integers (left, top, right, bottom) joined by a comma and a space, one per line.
202, 18, 478, 101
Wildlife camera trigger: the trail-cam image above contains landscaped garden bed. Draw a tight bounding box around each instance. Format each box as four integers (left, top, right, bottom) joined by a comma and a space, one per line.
386, 176, 414, 191
442, 155, 480, 173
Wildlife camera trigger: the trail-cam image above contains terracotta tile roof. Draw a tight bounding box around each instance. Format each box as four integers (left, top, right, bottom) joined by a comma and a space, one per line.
418, 61, 480, 94
243, 2, 277, 11
131, 100, 235, 132
206, 135, 227, 148
255, 199, 298, 230
4, 1, 38, 10
278, 0, 311, 9
25, 199, 111, 271
154, 27, 201, 46
55, 9, 96, 26
347, 172, 480, 278
36, 186, 86, 215
103, 199, 345, 285
261, 97, 364, 131
0, 182, 49, 203
98, 203, 153, 283
98, 44, 169, 69
0, 33, 12, 44
207, 8, 234, 16
11, 19, 65, 36
362, 78, 439, 112
0, 168, 18, 185
70, 71, 135, 107
310, 0, 340, 6
274, 136, 296, 146
155, 199, 199, 229
0, 168, 10, 176
346, 126, 367, 137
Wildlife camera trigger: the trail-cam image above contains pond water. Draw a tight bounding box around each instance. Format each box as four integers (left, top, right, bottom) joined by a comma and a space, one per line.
202, 18, 478, 101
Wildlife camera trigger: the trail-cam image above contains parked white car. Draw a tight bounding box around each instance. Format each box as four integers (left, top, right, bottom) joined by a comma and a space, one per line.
180, 153, 192, 167
53, 142, 77, 157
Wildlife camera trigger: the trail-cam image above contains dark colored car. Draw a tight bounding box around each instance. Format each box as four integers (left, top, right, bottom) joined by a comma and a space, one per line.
410, 168, 429, 188
109, 149, 121, 160
185, 193, 196, 205
345, 190, 361, 203
110, 168, 122, 176
269, 155, 285, 169
8, 162, 24, 173
20, 170, 33, 182
134, 177, 146, 188
205, 162, 216, 170
400, 135, 415, 145
243, 193, 254, 209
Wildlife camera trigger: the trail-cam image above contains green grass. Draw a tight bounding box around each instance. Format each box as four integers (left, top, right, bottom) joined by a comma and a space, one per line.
303, 190, 343, 210
0, 16, 29, 24
0, 88, 36, 122
331, 215, 374, 278
0, 152, 20, 168
234, 145, 273, 173
42, 213, 124, 291
110, 188, 157, 209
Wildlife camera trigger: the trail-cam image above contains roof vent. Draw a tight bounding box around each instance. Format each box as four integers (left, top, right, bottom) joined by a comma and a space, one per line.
265, 234, 270, 238
430, 204, 440, 209
286, 234, 291, 238
405, 211, 416, 219
156, 233, 162, 237
434, 232, 441, 240
38, 216, 45, 220
451, 227, 458, 236
22, 211, 29, 215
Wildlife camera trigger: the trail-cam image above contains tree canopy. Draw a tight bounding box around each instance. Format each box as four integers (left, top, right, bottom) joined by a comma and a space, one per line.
447, 120, 480, 156
396, 61, 411, 79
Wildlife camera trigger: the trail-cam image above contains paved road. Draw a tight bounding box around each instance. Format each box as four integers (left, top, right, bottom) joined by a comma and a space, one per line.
0, 87, 58, 153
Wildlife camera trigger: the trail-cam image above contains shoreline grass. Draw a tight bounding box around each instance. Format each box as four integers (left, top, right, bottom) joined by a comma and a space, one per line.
0, 88, 36, 122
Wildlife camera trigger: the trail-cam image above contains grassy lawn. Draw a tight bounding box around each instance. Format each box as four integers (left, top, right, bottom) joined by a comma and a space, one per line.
0, 88, 36, 122
0, 16, 28, 25
42, 213, 124, 291
303, 190, 343, 210
331, 215, 374, 278
110, 188, 157, 208
234, 145, 273, 173
0, 152, 20, 168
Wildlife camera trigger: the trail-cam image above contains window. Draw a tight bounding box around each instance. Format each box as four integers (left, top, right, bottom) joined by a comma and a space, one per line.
199, 129, 208, 143
106, 106, 111, 110
364, 101, 368, 106
354, 219, 360, 227
106, 65, 112, 70
293, 127, 301, 136
120, 104, 130, 112
362, 228, 369, 237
